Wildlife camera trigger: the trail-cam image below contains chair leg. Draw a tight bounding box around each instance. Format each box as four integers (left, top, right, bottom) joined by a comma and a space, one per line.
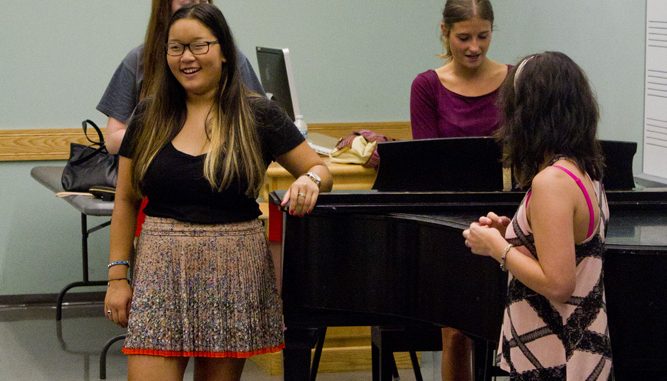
390, 354, 400, 379
99, 334, 126, 379
309, 327, 327, 381
409, 351, 424, 381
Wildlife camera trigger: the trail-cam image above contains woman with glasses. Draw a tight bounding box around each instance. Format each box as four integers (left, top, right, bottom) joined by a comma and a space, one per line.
103, 3, 332, 380
97, 0, 263, 251
97, 0, 264, 155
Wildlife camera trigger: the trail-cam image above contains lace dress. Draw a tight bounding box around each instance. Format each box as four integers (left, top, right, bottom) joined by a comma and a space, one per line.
497, 165, 613, 380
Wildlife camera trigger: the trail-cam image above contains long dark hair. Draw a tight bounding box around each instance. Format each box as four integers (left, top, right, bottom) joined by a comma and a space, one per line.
496, 51, 604, 188
131, 3, 264, 197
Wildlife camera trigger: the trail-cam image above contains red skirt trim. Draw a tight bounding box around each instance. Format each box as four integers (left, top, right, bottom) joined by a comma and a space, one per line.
121, 343, 285, 358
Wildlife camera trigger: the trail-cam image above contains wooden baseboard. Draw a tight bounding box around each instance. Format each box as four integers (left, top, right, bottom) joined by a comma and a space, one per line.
251, 347, 419, 375
250, 326, 418, 375
0, 122, 411, 162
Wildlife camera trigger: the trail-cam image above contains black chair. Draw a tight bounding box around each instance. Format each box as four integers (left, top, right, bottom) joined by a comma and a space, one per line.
99, 334, 126, 379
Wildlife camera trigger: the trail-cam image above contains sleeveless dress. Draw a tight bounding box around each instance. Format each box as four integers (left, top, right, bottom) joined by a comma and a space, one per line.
497, 165, 613, 380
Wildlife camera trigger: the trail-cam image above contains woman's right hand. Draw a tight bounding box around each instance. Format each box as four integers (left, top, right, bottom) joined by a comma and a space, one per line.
478, 212, 511, 237
104, 280, 133, 327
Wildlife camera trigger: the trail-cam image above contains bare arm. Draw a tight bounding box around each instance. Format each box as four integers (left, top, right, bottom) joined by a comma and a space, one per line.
104, 156, 140, 326
105, 117, 127, 155
276, 141, 333, 216
464, 170, 578, 303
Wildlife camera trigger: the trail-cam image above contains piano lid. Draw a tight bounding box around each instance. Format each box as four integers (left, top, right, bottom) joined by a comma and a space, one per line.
372, 137, 505, 192
600, 140, 637, 190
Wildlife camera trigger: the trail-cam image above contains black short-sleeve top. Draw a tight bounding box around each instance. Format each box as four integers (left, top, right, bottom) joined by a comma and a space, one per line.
119, 97, 304, 224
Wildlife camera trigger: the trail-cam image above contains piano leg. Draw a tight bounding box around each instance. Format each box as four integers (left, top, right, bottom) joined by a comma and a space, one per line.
472, 337, 507, 381
473, 337, 488, 381
371, 332, 397, 381
282, 326, 321, 381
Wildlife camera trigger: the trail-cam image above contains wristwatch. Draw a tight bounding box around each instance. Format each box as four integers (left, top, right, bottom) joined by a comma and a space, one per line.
304, 171, 321, 187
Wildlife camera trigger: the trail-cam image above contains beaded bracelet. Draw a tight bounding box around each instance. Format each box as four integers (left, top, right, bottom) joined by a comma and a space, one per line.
107, 260, 129, 269
500, 244, 514, 272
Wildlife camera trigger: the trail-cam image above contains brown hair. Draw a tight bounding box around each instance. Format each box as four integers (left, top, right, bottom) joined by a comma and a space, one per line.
496, 51, 604, 188
440, 0, 494, 60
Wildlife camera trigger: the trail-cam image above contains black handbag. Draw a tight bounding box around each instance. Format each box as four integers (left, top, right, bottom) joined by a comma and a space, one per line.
61, 119, 118, 193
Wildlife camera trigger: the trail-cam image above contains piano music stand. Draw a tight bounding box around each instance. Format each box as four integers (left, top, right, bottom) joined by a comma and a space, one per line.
600, 140, 637, 190
371, 137, 507, 380
373, 137, 505, 192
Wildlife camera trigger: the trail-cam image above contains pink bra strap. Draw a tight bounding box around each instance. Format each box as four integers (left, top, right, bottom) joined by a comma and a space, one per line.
552, 164, 595, 237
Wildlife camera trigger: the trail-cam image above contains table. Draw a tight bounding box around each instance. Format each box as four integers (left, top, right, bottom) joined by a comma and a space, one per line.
262, 158, 377, 201
31, 166, 122, 379
30, 166, 112, 320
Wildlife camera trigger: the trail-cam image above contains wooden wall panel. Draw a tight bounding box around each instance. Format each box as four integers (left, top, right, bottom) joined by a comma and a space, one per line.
0, 122, 411, 162
0, 128, 89, 161
308, 121, 412, 141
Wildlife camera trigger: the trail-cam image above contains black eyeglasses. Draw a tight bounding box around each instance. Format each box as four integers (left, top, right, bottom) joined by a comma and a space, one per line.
166, 41, 218, 56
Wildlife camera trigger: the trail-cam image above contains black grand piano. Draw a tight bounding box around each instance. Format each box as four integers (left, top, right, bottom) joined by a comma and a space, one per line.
271, 137, 667, 381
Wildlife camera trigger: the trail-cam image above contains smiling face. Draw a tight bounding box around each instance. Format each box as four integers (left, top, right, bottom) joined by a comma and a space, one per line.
167, 18, 226, 100
444, 16, 493, 70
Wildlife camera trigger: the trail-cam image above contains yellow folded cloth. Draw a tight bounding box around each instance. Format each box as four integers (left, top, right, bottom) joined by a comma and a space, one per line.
329, 135, 378, 166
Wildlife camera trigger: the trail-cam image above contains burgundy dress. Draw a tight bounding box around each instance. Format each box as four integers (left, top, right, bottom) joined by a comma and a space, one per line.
409, 69, 506, 139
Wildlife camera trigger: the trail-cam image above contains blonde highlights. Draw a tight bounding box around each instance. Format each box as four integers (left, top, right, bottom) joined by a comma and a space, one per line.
203, 91, 266, 197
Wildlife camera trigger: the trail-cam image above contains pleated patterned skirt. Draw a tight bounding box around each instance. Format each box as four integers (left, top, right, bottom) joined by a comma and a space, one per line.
122, 216, 284, 358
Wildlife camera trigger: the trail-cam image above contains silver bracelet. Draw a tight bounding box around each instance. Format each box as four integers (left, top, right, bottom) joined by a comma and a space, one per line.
107, 260, 130, 269
304, 171, 321, 187
500, 244, 514, 272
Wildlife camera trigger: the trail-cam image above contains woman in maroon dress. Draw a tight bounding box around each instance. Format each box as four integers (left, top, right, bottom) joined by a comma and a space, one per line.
409, 1, 508, 380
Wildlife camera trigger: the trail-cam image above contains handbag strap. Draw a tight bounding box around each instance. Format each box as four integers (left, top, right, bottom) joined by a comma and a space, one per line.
69, 120, 110, 165
82, 119, 107, 149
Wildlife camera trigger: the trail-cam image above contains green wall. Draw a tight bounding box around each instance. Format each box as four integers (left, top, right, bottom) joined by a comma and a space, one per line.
0, 1, 647, 295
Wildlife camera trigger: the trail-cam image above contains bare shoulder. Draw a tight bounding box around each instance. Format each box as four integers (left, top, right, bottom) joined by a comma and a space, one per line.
527, 168, 580, 228
531, 167, 579, 201
533, 166, 571, 187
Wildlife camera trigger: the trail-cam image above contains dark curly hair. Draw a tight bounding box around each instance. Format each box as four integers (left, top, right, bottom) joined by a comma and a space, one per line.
496, 51, 604, 188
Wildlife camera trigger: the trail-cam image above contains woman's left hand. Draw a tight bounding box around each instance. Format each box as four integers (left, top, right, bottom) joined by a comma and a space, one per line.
281, 174, 320, 217
463, 222, 506, 258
